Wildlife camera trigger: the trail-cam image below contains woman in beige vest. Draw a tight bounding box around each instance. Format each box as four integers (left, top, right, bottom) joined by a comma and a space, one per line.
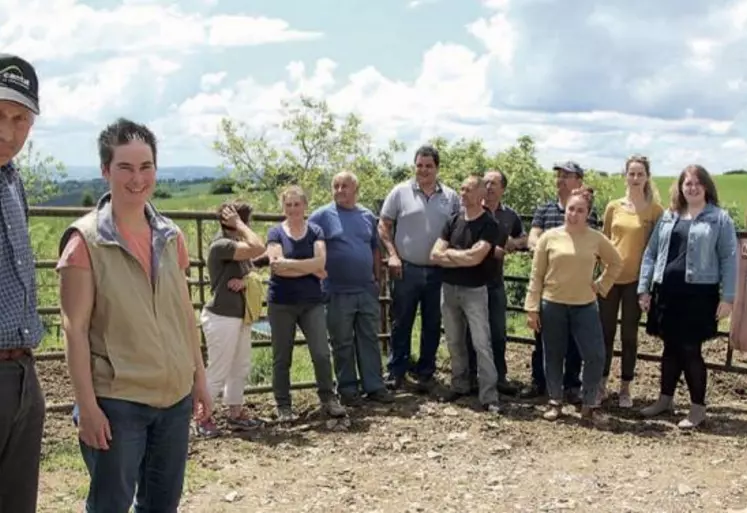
57, 118, 212, 513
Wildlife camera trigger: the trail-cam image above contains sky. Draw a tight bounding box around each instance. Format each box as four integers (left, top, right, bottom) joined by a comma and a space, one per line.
3, 0, 747, 176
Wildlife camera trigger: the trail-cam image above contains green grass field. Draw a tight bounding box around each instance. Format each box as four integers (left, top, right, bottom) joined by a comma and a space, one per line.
28, 173, 746, 391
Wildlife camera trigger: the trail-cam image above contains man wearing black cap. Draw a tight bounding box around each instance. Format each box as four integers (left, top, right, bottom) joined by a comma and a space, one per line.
0, 54, 45, 512
521, 161, 600, 402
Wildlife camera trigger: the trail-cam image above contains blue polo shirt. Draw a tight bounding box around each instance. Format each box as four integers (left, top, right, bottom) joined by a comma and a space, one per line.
308, 202, 378, 295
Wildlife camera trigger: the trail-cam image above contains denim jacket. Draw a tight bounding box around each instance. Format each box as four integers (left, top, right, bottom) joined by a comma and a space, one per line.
637, 203, 738, 302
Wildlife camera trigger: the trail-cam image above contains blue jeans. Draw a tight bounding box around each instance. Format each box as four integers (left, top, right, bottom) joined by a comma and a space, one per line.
466, 282, 508, 381
531, 325, 582, 392
76, 394, 193, 513
540, 300, 605, 406
326, 290, 386, 395
387, 262, 442, 380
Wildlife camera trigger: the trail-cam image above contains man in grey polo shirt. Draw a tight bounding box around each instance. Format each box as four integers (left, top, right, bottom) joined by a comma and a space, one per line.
378, 145, 460, 391
0, 53, 46, 513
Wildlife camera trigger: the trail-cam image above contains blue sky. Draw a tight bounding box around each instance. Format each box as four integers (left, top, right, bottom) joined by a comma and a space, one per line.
3, 0, 747, 176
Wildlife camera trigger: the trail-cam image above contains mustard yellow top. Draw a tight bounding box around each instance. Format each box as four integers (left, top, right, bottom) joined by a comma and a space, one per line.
602, 198, 664, 285
524, 226, 623, 312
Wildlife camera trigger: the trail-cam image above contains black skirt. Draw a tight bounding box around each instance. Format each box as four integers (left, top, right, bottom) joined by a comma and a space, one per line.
652, 282, 720, 344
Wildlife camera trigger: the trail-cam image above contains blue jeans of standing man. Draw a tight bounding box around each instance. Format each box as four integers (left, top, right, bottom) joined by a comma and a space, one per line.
466, 282, 508, 382
76, 394, 193, 513
387, 262, 442, 380
540, 300, 605, 406
327, 289, 387, 396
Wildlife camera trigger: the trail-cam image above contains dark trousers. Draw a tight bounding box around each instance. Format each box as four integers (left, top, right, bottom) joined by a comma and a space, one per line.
466, 282, 508, 382
531, 327, 582, 392
387, 262, 443, 380
0, 355, 45, 513
78, 394, 193, 513
598, 282, 641, 381
660, 339, 707, 405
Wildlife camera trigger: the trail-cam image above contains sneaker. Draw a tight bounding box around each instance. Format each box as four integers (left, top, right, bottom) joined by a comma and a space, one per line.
226, 414, 263, 431
276, 406, 297, 423
322, 398, 347, 418
414, 375, 437, 394
543, 402, 562, 421
484, 402, 504, 415
367, 389, 395, 404
618, 390, 633, 409
195, 417, 220, 438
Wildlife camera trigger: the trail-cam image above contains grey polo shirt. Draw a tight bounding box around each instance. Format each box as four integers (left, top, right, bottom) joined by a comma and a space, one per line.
380, 179, 460, 266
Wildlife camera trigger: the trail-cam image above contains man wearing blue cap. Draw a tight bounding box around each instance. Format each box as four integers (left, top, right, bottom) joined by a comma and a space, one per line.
521, 161, 600, 403
0, 53, 46, 513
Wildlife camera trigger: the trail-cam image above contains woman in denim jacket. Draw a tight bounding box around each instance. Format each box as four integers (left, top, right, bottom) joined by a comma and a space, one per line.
637, 165, 737, 429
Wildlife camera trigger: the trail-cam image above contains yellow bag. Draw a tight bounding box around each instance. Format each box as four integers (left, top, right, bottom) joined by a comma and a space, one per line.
243, 271, 264, 325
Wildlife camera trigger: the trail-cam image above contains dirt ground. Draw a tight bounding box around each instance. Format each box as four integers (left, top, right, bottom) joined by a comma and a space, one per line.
37, 336, 747, 513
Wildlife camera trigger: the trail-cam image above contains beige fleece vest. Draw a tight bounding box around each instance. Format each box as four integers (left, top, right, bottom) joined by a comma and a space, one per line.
60, 204, 196, 408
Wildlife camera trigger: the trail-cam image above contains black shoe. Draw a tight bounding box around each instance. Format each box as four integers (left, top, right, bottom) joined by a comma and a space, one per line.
367, 388, 395, 404
519, 384, 545, 399
386, 375, 407, 391
564, 387, 582, 405
442, 388, 469, 402
339, 393, 365, 407
497, 380, 519, 396
415, 375, 437, 394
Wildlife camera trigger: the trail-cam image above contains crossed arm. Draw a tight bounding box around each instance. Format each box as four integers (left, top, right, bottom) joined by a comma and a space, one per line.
430, 238, 492, 267
267, 241, 326, 277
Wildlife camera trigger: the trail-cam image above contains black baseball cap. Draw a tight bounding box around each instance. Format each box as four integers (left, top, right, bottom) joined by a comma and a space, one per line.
0, 54, 40, 115
553, 160, 584, 177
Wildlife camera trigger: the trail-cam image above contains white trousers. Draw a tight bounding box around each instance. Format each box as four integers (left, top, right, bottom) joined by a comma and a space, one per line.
200, 309, 253, 408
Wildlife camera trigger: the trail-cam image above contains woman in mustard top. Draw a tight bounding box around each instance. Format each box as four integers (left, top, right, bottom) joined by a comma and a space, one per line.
598, 155, 663, 408
524, 187, 623, 423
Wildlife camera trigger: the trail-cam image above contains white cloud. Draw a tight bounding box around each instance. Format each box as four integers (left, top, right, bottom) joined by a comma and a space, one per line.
0, 0, 322, 61
200, 72, 227, 91
9, 0, 747, 177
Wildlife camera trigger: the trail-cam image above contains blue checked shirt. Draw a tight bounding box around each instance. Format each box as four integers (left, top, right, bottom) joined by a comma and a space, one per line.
0, 162, 43, 349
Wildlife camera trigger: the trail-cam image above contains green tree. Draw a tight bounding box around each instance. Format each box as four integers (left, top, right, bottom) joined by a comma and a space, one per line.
213, 95, 405, 211
81, 191, 95, 207
15, 141, 67, 204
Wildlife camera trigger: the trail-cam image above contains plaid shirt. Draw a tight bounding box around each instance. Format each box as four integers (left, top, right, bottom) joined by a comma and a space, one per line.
531, 199, 600, 231
0, 162, 43, 349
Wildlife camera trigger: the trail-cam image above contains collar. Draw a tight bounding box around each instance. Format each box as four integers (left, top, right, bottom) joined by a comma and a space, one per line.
93, 191, 178, 245
1, 161, 18, 179
666, 202, 718, 221
411, 179, 443, 194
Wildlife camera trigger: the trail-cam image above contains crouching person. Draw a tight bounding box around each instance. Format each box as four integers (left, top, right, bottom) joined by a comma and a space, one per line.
524, 186, 622, 423
430, 176, 505, 414
57, 119, 212, 513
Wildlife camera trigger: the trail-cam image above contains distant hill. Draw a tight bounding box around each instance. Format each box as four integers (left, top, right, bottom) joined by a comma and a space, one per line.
63, 165, 222, 181
39, 175, 219, 207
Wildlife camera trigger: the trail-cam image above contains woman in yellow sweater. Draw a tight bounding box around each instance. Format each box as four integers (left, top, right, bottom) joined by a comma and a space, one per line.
524, 186, 623, 422
598, 155, 663, 408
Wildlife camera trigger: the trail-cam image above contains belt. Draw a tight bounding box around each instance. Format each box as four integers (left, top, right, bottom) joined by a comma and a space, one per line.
0, 348, 32, 361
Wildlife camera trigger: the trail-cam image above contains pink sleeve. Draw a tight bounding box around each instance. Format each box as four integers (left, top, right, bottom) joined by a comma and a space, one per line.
176, 232, 190, 271
56, 231, 92, 271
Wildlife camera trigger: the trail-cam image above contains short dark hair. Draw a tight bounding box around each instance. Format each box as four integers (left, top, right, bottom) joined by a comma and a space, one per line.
486, 169, 507, 189
98, 118, 158, 168
414, 144, 440, 167
218, 200, 253, 230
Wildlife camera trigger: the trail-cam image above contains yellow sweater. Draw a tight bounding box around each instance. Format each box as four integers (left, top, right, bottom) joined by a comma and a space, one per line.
602, 199, 664, 284
524, 226, 623, 312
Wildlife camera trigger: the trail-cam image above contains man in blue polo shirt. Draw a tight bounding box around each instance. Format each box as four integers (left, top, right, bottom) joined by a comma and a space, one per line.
309, 171, 395, 406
